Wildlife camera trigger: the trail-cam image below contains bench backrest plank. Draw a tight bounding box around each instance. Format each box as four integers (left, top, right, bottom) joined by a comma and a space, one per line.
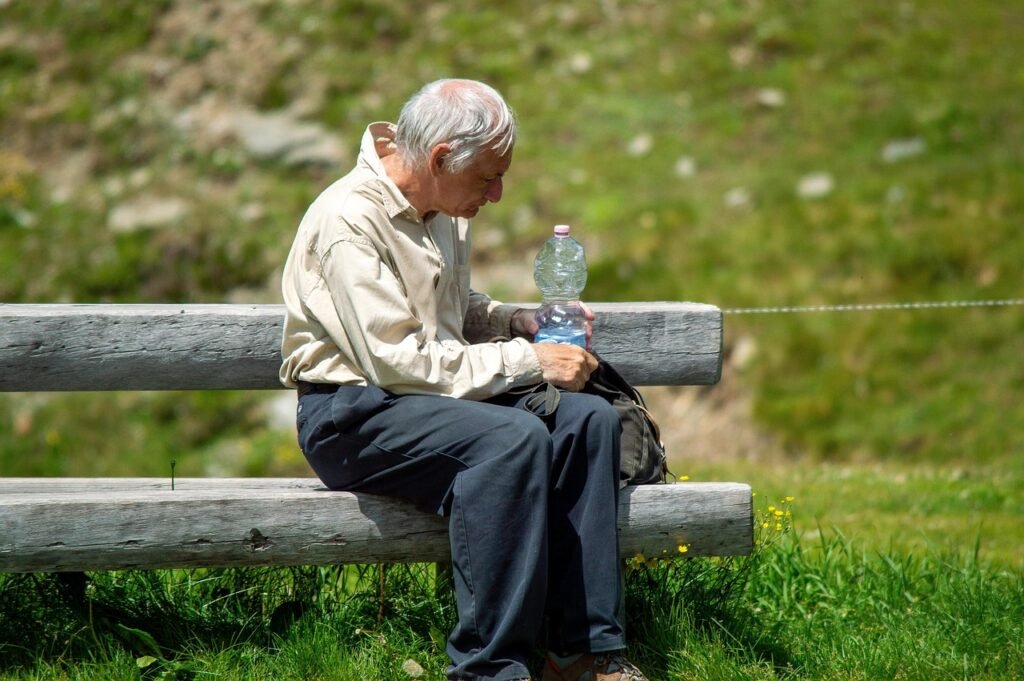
0, 302, 722, 391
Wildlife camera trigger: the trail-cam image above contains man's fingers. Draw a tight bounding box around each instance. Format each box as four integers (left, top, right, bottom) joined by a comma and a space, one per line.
532, 343, 597, 391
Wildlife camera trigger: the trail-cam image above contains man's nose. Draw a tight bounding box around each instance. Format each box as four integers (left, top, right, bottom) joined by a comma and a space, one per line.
484, 177, 503, 203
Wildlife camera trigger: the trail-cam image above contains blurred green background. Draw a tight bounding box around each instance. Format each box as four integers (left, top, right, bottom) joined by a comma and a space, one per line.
1, 0, 1021, 564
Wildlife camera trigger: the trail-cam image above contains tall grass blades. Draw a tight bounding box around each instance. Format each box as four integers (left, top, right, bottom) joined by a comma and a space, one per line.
2, 530, 1022, 679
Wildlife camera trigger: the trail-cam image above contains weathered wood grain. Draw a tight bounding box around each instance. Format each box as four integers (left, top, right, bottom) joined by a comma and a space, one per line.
0, 479, 752, 573
0, 302, 742, 572
0, 303, 722, 390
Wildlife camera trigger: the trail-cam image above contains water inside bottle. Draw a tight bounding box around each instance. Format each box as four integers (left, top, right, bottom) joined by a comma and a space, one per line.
535, 326, 587, 348
534, 302, 587, 348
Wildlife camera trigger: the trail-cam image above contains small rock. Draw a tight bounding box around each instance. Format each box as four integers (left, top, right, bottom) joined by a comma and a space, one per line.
797, 172, 834, 199
730, 44, 756, 68
569, 52, 592, 74
235, 109, 344, 167
627, 134, 653, 157
402, 659, 424, 678
882, 137, 926, 163
108, 196, 190, 233
175, 98, 346, 168
674, 156, 697, 178
755, 88, 786, 108
724, 187, 751, 208
240, 202, 265, 222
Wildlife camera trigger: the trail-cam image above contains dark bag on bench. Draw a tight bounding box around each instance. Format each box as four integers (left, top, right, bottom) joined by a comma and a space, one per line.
522, 353, 669, 487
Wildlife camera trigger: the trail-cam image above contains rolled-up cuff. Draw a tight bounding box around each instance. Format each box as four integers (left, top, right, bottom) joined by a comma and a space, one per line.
486, 302, 521, 339
500, 336, 543, 388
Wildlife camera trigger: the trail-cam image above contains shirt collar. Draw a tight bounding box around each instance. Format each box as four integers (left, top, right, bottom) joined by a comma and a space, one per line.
358, 122, 422, 222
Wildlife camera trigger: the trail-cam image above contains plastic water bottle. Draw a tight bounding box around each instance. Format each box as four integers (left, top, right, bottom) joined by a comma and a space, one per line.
533, 224, 588, 347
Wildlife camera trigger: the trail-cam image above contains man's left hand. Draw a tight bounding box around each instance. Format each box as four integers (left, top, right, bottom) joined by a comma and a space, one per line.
511, 303, 595, 349
511, 308, 539, 339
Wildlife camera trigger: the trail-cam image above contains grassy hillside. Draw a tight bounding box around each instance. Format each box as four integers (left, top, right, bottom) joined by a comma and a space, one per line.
1, 2, 1021, 480
1, 2, 1023, 678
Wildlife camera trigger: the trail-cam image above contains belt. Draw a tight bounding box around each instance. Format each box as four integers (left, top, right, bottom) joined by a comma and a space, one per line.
296, 381, 341, 397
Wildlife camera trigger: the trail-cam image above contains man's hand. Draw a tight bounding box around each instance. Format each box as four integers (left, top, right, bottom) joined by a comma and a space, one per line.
511, 303, 596, 348
531, 342, 598, 392
510, 307, 539, 339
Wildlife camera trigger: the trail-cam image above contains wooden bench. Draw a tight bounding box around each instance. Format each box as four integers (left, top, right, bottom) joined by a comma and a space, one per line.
0, 302, 752, 573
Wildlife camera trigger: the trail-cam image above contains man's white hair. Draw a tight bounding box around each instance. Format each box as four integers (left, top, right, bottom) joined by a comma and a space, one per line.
395, 79, 516, 173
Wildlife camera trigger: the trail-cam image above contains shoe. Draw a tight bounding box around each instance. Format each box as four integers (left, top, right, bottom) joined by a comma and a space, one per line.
541, 653, 648, 681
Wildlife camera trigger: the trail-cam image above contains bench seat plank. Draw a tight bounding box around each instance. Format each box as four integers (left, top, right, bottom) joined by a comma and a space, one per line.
0, 302, 722, 390
0, 479, 752, 573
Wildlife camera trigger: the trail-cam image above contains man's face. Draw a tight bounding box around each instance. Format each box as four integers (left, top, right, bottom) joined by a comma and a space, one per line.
435, 147, 512, 219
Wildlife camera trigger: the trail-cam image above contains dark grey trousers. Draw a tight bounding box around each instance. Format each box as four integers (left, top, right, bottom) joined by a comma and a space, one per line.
296, 383, 625, 681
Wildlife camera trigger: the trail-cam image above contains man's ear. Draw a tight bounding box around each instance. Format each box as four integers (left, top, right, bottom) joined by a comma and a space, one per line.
428, 143, 451, 175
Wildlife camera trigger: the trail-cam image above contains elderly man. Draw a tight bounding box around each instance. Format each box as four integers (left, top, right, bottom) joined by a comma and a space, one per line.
280, 79, 647, 681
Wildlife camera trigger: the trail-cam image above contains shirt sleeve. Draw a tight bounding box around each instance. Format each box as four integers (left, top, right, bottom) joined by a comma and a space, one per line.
463, 289, 522, 342
315, 236, 542, 400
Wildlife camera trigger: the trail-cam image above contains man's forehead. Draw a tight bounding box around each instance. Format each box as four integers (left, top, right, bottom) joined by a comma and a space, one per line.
474, 149, 513, 173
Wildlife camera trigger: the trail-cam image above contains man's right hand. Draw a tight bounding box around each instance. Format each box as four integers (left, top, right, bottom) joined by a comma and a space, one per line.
531, 343, 598, 392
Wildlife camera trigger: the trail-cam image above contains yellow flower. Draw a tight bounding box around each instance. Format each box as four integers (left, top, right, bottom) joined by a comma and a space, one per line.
768, 505, 776, 512
761, 522, 770, 529
678, 544, 689, 554
785, 496, 795, 502
775, 523, 783, 531
774, 509, 784, 517
679, 475, 690, 481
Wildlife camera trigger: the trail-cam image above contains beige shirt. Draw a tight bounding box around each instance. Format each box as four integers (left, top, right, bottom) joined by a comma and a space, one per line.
279, 123, 543, 400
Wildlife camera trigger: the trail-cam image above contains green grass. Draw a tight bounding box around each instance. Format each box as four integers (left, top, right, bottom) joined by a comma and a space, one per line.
1, 531, 1021, 680
682, 456, 1024, 570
